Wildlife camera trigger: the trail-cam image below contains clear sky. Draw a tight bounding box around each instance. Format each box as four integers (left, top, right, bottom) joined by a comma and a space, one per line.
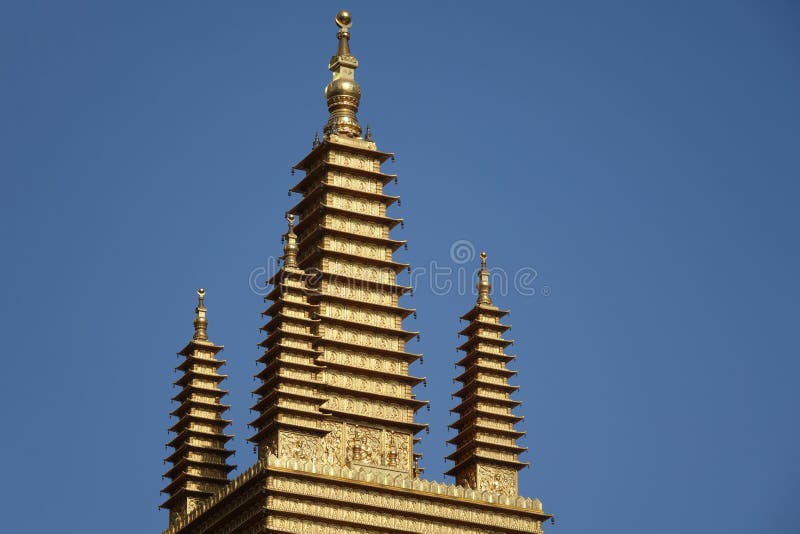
1, 2, 798, 533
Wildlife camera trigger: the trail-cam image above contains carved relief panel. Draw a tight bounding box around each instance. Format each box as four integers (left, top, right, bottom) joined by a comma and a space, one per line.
326, 192, 382, 217
277, 430, 321, 462
322, 324, 402, 352
322, 394, 407, 422
327, 170, 381, 194
324, 258, 396, 285
325, 214, 389, 239
476, 464, 518, 496
323, 300, 399, 328
321, 348, 406, 374
323, 369, 407, 398
330, 150, 377, 172
326, 235, 388, 260
323, 280, 397, 306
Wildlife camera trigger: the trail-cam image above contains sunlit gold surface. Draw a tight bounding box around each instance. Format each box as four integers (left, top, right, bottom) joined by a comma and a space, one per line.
324, 10, 361, 138
161, 10, 549, 533
162, 289, 236, 525
446, 253, 528, 495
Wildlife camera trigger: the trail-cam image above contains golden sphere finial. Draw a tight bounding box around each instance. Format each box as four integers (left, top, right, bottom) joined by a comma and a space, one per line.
335, 10, 352, 29
197, 288, 205, 297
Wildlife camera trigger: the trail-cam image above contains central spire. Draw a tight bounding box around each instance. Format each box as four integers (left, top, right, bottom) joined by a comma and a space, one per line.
324, 10, 362, 138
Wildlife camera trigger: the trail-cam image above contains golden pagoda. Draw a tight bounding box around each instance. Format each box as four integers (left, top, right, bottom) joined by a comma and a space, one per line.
161, 11, 551, 533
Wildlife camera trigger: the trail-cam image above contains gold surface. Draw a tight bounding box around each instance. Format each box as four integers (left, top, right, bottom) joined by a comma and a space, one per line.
162, 10, 548, 533
162, 456, 549, 534
162, 289, 236, 525
447, 255, 528, 495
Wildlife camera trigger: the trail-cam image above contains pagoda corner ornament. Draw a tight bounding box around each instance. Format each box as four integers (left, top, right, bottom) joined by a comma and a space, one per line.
160, 11, 551, 533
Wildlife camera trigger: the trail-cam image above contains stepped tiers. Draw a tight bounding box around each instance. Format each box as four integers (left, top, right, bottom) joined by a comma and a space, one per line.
249, 129, 429, 479
162, 289, 237, 524
162, 456, 550, 534
161, 10, 550, 533
446, 253, 528, 496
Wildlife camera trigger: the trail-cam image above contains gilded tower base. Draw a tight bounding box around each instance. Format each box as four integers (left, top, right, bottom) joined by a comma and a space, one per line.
163, 456, 551, 534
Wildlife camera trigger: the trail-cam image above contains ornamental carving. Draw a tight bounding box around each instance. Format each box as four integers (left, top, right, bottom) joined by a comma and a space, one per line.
385, 431, 410, 470
473, 431, 516, 447
323, 395, 405, 421
474, 401, 512, 416
324, 280, 396, 305
472, 373, 508, 386
324, 301, 398, 328
477, 464, 517, 496
325, 258, 395, 284
328, 235, 387, 260
476, 342, 506, 354
279, 431, 319, 462
322, 348, 404, 374
323, 324, 401, 351
324, 369, 404, 397
346, 425, 381, 465
328, 171, 380, 193
475, 358, 506, 370
331, 151, 376, 171
267, 477, 540, 532
475, 387, 511, 400
475, 417, 514, 432
326, 214, 387, 238
327, 192, 382, 216
320, 422, 344, 466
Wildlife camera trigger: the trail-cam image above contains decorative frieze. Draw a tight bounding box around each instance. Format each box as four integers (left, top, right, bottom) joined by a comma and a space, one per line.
327, 170, 381, 193
321, 348, 407, 374
322, 279, 397, 306
323, 369, 408, 398
323, 394, 409, 422
476, 464, 518, 496
326, 191, 383, 216
324, 257, 396, 285
322, 300, 399, 328
268, 474, 542, 532
329, 151, 377, 172
325, 213, 388, 239
326, 235, 389, 260
321, 324, 403, 352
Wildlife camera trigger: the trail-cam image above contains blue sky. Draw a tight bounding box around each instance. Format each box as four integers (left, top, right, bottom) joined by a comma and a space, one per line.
1, 2, 798, 533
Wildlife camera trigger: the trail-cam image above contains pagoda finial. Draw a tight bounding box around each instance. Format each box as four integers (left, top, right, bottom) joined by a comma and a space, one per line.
477, 252, 493, 305
193, 288, 209, 341
283, 214, 299, 269
324, 10, 362, 138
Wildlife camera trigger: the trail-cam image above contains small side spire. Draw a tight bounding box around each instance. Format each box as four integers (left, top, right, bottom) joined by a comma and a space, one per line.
193, 288, 208, 341
477, 252, 493, 306
324, 10, 362, 138
283, 214, 299, 269
447, 255, 527, 496
162, 289, 235, 525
